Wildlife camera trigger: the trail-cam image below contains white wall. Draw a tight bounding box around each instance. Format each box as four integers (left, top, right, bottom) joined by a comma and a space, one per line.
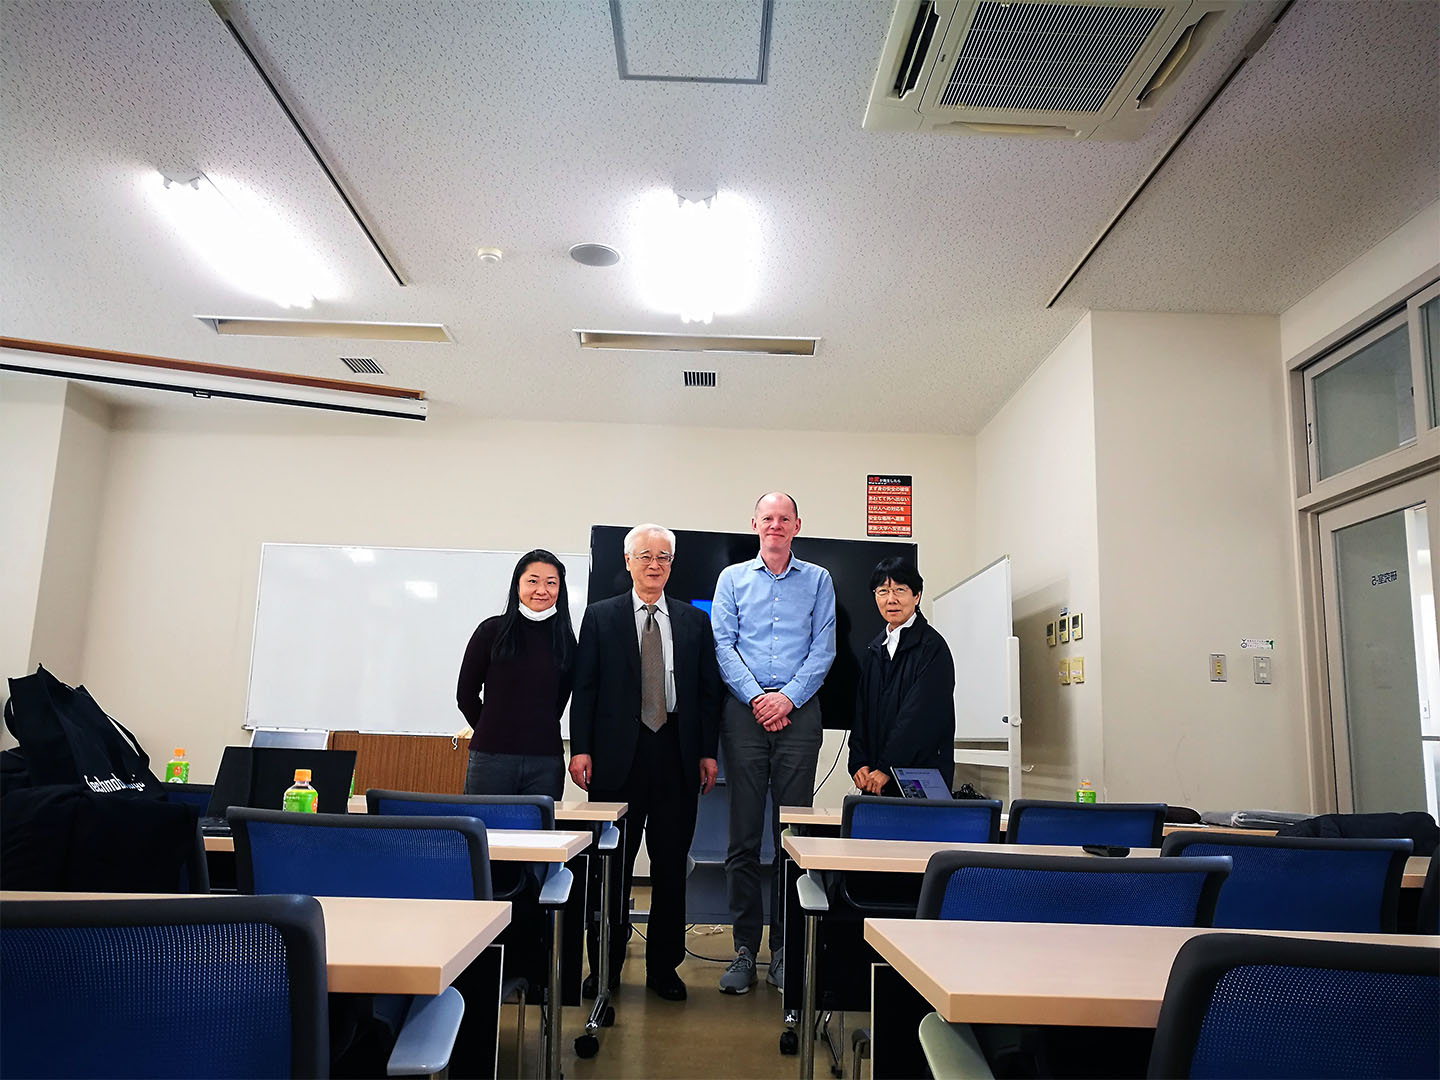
1090, 311, 1308, 810
975, 315, 1103, 800
78, 402, 976, 782
1280, 200, 1440, 361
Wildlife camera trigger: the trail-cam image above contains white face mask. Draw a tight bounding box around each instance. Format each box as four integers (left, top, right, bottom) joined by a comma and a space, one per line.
519, 603, 558, 622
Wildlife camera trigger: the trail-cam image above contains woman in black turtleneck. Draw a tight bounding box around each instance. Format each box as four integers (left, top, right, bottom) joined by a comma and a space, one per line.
456, 549, 578, 798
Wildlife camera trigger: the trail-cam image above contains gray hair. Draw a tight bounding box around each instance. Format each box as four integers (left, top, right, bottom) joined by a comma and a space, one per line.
624, 523, 677, 557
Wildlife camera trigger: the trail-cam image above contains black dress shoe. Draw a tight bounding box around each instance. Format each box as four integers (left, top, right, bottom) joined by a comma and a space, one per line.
645, 970, 687, 1001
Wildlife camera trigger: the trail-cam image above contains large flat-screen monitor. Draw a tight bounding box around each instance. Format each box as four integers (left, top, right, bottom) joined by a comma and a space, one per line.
588, 526, 918, 729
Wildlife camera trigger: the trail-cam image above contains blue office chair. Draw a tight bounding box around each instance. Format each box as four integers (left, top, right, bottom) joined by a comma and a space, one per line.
1, 894, 327, 1078
162, 782, 215, 815
365, 791, 554, 900
230, 808, 492, 899
1006, 799, 1167, 848
842, 794, 1002, 842
917, 849, 1230, 925
1159, 832, 1412, 932
1147, 933, 1440, 1078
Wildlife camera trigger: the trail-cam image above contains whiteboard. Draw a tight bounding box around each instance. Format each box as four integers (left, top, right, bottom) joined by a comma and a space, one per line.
245, 544, 589, 736
930, 556, 1016, 741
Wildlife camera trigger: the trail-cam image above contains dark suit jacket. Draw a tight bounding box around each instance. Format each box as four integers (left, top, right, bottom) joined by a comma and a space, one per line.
570, 592, 722, 790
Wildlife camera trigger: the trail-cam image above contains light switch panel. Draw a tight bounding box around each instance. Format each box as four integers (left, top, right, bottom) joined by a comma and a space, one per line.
1071, 656, 1085, 683
1253, 655, 1271, 685
1070, 613, 1083, 640
1059, 658, 1071, 685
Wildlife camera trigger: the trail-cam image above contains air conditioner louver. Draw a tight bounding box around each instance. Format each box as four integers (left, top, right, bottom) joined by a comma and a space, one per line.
683, 370, 718, 388
864, 0, 1236, 140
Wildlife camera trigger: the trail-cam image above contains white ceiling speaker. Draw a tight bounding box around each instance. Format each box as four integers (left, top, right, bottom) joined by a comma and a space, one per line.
476, 247, 504, 264
569, 243, 622, 267
864, 0, 1237, 140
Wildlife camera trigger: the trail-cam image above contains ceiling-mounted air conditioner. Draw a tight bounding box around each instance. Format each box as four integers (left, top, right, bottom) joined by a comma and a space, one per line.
864, 0, 1237, 140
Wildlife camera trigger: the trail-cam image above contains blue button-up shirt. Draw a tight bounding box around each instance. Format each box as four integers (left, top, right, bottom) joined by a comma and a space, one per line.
711, 554, 837, 708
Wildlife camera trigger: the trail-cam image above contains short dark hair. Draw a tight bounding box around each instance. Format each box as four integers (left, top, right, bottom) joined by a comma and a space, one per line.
869, 557, 923, 595
754, 491, 800, 518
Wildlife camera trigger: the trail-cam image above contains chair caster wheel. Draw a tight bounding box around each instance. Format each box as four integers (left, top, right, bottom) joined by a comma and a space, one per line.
831, 1066, 843, 1078
574, 1034, 600, 1059
602, 1005, 616, 1027
779, 1030, 799, 1055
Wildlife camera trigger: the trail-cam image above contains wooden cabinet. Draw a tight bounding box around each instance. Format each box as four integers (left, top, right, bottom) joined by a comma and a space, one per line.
327, 731, 470, 795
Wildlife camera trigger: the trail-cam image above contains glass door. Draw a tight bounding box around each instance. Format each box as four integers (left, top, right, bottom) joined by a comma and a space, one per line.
1318, 473, 1440, 814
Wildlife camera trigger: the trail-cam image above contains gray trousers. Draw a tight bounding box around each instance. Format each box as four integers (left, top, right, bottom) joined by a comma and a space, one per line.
722, 693, 822, 955
463, 749, 565, 800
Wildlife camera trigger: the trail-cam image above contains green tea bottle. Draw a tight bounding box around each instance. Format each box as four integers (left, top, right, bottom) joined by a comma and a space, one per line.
283, 768, 319, 813
165, 748, 189, 784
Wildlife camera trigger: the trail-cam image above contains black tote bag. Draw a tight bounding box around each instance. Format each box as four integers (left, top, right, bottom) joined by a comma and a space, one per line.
3, 665, 163, 795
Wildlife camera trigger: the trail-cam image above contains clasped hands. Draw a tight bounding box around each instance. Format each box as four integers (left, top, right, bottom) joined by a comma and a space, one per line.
852, 766, 890, 795
749, 690, 794, 732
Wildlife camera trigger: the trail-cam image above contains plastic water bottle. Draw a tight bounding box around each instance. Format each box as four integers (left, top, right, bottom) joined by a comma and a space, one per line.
283, 768, 319, 813
1076, 779, 1096, 803
165, 748, 190, 784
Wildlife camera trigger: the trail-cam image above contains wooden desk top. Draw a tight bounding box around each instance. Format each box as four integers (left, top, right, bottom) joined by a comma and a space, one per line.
781, 835, 1428, 887
345, 794, 628, 821
864, 918, 1440, 1027
781, 834, 1162, 869
206, 828, 592, 862
0, 891, 510, 996
777, 805, 1278, 838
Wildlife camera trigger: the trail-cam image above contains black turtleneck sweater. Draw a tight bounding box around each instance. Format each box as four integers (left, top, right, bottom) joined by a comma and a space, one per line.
456, 615, 573, 756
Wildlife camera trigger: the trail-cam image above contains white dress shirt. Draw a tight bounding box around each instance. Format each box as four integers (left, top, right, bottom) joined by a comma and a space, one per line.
632, 590, 677, 711
884, 612, 918, 659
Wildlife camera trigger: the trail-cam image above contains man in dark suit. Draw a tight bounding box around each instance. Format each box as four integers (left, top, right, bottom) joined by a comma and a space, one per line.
569, 523, 722, 1001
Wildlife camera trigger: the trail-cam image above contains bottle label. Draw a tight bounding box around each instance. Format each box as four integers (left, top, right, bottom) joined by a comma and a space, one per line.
1076, 789, 1096, 803
165, 761, 190, 783
283, 787, 319, 813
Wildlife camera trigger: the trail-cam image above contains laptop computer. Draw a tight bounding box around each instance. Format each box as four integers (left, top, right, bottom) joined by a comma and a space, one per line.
201, 746, 357, 834
892, 767, 953, 800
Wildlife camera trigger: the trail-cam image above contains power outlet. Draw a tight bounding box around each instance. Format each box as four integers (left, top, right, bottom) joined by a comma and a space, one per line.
1254, 655, 1272, 685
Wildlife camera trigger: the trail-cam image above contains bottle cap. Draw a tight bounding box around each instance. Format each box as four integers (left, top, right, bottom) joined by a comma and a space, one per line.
294, 768, 312, 782
173, 748, 185, 757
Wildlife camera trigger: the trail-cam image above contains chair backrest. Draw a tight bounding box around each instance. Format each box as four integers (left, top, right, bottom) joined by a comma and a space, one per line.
917, 850, 1231, 926
1007, 799, 1167, 847
367, 790, 555, 831
841, 795, 1002, 842
231, 808, 491, 900
1, 894, 327, 1079
1148, 933, 1440, 1079
1159, 832, 1412, 932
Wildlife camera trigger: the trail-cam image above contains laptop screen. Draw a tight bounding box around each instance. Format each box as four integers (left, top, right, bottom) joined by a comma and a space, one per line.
207, 746, 356, 817
892, 767, 952, 800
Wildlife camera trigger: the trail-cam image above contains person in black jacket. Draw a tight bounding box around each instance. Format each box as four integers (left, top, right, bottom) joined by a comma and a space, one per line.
848, 557, 956, 796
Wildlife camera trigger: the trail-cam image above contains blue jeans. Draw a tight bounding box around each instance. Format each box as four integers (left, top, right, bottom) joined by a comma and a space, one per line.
463, 750, 565, 800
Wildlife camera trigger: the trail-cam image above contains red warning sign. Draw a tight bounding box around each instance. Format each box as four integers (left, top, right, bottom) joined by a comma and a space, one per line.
867, 474, 912, 537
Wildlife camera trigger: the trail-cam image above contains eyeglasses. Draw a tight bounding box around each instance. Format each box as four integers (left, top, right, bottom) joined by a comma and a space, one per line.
874, 586, 914, 600
630, 551, 673, 565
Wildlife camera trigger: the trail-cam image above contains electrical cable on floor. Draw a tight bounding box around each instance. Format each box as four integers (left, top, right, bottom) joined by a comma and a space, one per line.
813, 735, 845, 796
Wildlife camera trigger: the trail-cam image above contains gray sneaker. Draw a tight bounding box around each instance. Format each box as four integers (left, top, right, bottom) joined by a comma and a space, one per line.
719, 947, 757, 994
766, 948, 784, 989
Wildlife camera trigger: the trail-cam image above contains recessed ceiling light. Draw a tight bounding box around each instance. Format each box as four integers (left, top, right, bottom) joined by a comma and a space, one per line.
476, 247, 503, 264
569, 243, 622, 267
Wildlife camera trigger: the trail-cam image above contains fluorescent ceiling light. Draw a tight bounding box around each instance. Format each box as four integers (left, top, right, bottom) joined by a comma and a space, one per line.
197, 316, 452, 342
576, 330, 817, 356
629, 189, 761, 324
144, 170, 340, 309
0, 338, 427, 421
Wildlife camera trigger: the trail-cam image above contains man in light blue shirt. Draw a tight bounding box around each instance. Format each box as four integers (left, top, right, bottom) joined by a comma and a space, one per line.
711, 491, 836, 993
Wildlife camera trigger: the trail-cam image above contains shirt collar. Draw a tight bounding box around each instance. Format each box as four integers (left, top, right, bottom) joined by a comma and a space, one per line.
632, 590, 668, 616
885, 611, 918, 644
748, 552, 797, 578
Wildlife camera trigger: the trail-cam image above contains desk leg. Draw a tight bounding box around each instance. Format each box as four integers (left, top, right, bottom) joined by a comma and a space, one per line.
780, 851, 801, 1052
545, 905, 565, 1080
584, 837, 616, 1039
798, 907, 820, 1080
869, 962, 931, 1080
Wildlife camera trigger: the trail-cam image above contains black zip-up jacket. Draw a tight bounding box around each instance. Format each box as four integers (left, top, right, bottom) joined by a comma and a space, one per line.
847, 610, 956, 791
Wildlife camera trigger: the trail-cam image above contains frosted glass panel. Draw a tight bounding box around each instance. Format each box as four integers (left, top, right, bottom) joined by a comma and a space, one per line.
1421, 296, 1440, 428
1312, 325, 1414, 480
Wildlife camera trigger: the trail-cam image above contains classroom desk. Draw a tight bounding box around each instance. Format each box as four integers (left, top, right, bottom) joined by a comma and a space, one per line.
780, 834, 1431, 1077
862, 918, 1440, 1077
777, 804, 1281, 838
0, 891, 510, 995
345, 794, 630, 821
205, 827, 592, 861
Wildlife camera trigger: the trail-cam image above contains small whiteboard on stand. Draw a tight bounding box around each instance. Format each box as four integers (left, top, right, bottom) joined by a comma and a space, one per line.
930, 556, 1022, 805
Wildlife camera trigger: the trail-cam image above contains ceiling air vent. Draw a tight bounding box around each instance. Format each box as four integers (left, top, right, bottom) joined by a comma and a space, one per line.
864, 0, 1235, 140
683, 370, 718, 388
341, 357, 385, 374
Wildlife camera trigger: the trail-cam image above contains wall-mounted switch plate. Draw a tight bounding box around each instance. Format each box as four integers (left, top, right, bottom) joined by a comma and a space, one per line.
1253, 655, 1271, 685
1070, 612, 1083, 640
1210, 653, 1226, 682
1071, 656, 1085, 683
1046, 621, 1057, 647
1059, 658, 1071, 685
